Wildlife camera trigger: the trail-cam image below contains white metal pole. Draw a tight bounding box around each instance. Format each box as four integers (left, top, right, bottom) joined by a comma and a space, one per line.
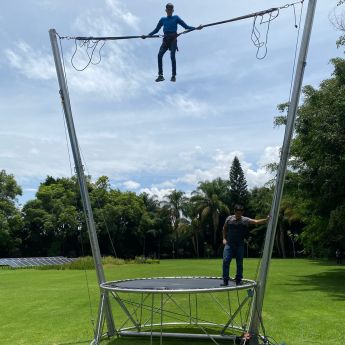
248, 1, 317, 343
49, 29, 115, 336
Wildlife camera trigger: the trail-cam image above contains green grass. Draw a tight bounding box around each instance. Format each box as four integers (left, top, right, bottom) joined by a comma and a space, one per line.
0, 259, 344, 345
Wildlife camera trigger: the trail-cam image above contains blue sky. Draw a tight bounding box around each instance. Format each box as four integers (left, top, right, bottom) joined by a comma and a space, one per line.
0, 0, 342, 204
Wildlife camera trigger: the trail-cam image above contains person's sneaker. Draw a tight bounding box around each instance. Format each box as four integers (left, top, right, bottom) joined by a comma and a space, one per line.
155, 75, 164, 82
236, 280, 243, 286
170, 75, 176, 82
220, 280, 229, 286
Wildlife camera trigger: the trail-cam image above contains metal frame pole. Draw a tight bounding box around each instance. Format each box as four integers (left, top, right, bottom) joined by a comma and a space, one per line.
248, 1, 317, 343
49, 28, 115, 336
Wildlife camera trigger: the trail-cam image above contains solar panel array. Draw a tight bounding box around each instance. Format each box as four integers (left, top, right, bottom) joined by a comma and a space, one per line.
0, 257, 77, 268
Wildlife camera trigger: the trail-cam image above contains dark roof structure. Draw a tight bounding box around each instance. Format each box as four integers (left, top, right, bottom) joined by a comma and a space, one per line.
0, 257, 77, 268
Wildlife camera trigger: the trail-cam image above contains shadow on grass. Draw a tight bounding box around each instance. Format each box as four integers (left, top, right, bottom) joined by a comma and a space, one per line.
308, 259, 345, 267
286, 267, 345, 300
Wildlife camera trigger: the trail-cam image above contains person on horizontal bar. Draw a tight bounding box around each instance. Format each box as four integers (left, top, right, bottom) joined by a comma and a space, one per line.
143, 3, 202, 82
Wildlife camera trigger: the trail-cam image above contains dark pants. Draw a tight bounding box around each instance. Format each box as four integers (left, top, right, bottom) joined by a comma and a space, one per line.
336, 257, 342, 264
158, 37, 177, 76
222, 244, 244, 282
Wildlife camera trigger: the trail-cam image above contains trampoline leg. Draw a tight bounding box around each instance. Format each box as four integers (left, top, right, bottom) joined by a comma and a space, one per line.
221, 295, 251, 335
112, 292, 141, 330
195, 294, 199, 325
150, 293, 154, 345
189, 294, 192, 325
160, 294, 163, 345
93, 293, 106, 345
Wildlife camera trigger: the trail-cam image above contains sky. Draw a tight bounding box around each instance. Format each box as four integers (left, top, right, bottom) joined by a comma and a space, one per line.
0, 0, 342, 205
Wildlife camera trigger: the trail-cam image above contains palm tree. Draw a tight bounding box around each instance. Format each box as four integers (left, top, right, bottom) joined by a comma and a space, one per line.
140, 192, 159, 212
191, 179, 230, 250
161, 190, 188, 257
180, 201, 203, 257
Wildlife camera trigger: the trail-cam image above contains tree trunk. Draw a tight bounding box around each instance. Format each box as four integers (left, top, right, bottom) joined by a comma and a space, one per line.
279, 224, 286, 258
212, 212, 219, 249
275, 234, 281, 257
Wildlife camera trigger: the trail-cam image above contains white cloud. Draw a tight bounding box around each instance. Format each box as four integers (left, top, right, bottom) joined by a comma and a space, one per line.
66, 2, 149, 100
105, 0, 140, 29
23, 188, 38, 193
139, 187, 175, 201
165, 94, 212, 117
4, 37, 145, 100
29, 148, 40, 155
4, 1, 147, 101
151, 181, 176, 189
258, 146, 280, 167
122, 180, 141, 189
5, 42, 55, 80
178, 145, 205, 163
175, 147, 279, 189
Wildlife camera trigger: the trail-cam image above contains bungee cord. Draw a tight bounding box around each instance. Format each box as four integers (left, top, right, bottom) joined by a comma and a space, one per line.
70, 39, 106, 71
56, 1, 303, 72
251, 10, 279, 60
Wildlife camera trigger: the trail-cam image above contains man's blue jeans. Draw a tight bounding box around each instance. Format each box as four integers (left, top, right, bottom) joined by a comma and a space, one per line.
222, 244, 244, 282
158, 39, 177, 76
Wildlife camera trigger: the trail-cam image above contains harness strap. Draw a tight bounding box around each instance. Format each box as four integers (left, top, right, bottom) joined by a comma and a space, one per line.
163, 33, 179, 51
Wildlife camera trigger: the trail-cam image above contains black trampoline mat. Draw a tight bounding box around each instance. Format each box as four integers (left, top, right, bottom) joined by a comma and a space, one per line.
102, 277, 255, 293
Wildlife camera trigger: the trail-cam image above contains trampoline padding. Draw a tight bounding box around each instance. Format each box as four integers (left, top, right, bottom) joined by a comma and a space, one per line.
101, 277, 256, 293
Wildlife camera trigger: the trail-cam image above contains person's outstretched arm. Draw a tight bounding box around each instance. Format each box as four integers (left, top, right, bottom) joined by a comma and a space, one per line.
249, 215, 270, 226
177, 16, 195, 31
149, 19, 163, 36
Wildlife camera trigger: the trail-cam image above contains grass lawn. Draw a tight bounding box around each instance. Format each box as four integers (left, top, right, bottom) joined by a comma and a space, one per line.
0, 258, 344, 345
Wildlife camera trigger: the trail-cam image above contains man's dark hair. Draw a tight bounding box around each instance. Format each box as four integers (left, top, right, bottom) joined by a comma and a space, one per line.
166, 3, 174, 9
234, 204, 244, 211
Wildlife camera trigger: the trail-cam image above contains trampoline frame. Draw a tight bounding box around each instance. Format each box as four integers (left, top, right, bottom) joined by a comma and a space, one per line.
49, 2, 317, 343
92, 276, 257, 345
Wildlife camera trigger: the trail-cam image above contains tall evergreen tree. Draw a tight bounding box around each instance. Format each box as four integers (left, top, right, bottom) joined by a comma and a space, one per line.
229, 156, 249, 209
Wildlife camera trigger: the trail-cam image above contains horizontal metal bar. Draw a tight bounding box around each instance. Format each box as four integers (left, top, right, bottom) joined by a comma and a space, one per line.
119, 322, 245, 333
120, 331, 239, 340
73, 35, 160, 41
179, 7, 279, 35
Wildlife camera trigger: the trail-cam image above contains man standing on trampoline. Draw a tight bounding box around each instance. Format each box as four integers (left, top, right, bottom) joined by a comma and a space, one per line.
144, 3, 201, 82
221, 205, 269, 286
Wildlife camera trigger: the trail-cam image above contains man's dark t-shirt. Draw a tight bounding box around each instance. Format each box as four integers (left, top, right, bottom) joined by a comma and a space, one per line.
225, 215, 251, 246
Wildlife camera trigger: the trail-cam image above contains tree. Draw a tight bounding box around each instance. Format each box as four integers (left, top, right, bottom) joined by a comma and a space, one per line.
161, 190, 188, 257
191, 179, 229, 252
330, 1, 345, 48
138, 192, 163, 257
247, 187, 272, 256
180, 200, 203, 257
229, 156, 249, 209
22, 176, 81, 256
0, 170, 23, 256
275, 58, 345, 256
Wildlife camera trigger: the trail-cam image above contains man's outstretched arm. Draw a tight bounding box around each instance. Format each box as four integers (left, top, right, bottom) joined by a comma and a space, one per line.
177, 16, 195, 30
149, 19, 163, 36
249, 216, 270, 225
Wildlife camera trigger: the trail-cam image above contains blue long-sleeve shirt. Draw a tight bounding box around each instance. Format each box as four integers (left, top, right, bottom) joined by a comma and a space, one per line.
149, 15, 195, 35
